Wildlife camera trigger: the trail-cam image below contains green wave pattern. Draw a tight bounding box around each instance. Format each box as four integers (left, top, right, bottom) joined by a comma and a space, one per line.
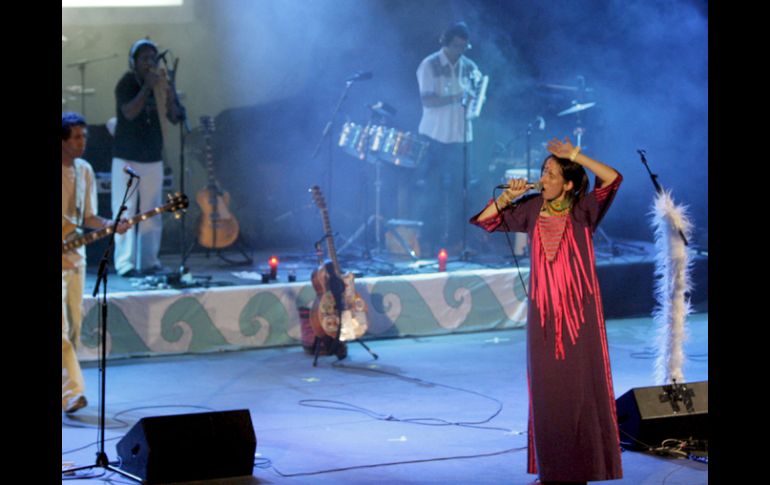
78, 274, 525, 359
81, 302, 150, 354
239, 291, 290, 346
161, 297, 228, 352
444, 273, 512, 330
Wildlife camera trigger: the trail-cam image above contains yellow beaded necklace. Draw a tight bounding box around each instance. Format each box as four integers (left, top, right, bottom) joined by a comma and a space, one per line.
542, 197, 572, 216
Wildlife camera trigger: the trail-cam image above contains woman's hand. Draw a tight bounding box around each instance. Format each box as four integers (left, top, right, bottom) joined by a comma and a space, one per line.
496, 178, 530, 207
546, 137, 578, 160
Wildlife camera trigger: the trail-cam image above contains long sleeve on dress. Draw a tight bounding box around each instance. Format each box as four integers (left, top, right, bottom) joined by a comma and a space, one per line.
469, 193, 540, 234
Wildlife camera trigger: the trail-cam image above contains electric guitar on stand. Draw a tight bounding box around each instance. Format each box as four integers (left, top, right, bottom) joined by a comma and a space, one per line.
309, 185, 377, 365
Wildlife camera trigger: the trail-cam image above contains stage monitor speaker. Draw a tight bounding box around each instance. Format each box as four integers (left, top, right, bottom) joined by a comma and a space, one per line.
616, 380, 708, 451
116, 409, 257, 484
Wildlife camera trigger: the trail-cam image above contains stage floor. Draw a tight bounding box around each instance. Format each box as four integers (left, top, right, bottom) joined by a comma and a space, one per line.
62, 313, 709, 484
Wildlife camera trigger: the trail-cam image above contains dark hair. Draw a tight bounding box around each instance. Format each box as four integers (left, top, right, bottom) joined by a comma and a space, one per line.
440, 21, 470, 46
541, 155, 590, 202
62, 111, 87, 140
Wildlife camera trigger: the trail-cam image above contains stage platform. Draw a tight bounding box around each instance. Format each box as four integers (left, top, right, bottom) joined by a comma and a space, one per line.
77, 239, 707, 363
62, 313, 709, 484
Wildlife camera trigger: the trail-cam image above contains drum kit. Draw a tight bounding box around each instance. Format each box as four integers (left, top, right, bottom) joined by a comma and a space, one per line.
497, 77, 598, 187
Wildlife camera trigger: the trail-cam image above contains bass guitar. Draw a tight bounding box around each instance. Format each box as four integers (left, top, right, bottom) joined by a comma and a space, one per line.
196, 115, 240, 249
62, 192, 188, 253
309, 185, 368, 342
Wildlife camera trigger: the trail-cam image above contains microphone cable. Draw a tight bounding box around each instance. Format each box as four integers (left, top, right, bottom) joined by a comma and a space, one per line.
491, 187, 531, 300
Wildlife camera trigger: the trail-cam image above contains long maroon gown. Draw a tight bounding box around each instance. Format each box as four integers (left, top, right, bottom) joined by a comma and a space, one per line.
470, 175, 624, 482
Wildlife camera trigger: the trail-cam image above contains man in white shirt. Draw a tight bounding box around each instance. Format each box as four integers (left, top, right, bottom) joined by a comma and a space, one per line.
62, 112, 128, 413
415, 21, 482, 255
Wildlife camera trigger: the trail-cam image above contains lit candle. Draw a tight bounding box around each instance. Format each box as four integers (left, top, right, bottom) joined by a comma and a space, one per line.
268, 256, 279, 280
438, 249, 447, 272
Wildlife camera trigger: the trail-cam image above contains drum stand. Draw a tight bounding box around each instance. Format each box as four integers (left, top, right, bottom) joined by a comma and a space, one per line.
337, 154, 387, 259
571, 124, 643, 257
338, 155, 420, 261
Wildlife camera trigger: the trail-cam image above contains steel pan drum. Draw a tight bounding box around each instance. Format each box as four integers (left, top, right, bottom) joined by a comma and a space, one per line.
338, 122, 428, 168
378, 130, 428, 168
338, 121, 368, 160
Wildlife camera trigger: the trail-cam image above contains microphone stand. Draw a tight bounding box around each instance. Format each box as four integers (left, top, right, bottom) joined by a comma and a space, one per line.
311, 79, 356, 212
460, 92, 472, 262
65, 54, 118, 118
638, 149, 688, 246
163, 56, 197, 287
63, 178, 142, 483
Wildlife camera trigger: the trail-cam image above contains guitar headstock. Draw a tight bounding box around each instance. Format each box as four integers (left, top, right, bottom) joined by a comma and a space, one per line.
200, 115, 215, 134
166, 192, 190, 219
310, 185, 327, 211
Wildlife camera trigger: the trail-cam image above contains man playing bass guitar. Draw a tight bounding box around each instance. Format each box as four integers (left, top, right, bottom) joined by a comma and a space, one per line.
62, 112, 129, 414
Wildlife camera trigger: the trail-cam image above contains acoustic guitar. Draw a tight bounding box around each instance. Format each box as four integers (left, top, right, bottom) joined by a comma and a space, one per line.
196, 115, 240, 249
62, 192, 188, 253
309, 186, 368, 342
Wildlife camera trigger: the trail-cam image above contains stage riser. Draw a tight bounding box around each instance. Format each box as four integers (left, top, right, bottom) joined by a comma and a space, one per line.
79, 269, 529, 361
78, 257, 707, 361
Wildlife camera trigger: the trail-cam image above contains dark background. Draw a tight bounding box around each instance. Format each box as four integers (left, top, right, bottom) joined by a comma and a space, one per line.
66, 0, 708, 255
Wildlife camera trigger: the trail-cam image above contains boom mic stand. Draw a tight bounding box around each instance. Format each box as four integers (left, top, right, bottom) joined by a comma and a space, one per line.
63, 177, 142, 483
638, 149, 688, 246
160, 56, 198, 287
311, 72, 371, 214
311, 81, 354, 214
65, 54, 118, 118
460, 93, 472, 262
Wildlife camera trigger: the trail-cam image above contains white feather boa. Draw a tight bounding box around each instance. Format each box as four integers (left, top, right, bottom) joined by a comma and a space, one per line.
651, 190, 694, 384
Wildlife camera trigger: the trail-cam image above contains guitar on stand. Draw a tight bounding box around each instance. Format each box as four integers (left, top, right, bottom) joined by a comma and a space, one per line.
309, 185, 377, 366
194, 115, 252, 265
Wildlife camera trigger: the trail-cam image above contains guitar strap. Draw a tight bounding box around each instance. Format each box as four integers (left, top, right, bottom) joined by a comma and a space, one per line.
64, 159, 85, 230
74, 160, 84, 226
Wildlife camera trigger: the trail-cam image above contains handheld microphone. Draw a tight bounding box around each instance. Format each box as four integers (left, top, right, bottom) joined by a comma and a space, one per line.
496, 181, 543, 191
123, 166, 141, 179
155, 49, 170, 63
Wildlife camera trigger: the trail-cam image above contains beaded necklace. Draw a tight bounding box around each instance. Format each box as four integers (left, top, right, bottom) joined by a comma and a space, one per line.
542, 197, 572, 216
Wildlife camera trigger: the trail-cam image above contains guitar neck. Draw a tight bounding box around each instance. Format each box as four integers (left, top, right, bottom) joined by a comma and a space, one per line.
204, 132, 217, 186
320, 209, 341, 276
63, 205, 167, 252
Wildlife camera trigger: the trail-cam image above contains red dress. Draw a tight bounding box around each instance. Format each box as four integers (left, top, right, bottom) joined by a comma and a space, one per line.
470, 175, 623, 482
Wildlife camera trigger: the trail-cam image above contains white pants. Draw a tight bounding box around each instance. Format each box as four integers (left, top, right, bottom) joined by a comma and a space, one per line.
111, 158, 164, 274
62, 266, 85, 409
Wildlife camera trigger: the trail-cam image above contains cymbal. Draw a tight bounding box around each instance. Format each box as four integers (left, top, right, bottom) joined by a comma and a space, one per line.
557, 102, 595, 117
64, 85, 96, 95
541, 83, 594, 93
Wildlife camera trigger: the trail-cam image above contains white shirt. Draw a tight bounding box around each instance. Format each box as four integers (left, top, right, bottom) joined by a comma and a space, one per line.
416, 48, 480, 144
62, 158, 98, 267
